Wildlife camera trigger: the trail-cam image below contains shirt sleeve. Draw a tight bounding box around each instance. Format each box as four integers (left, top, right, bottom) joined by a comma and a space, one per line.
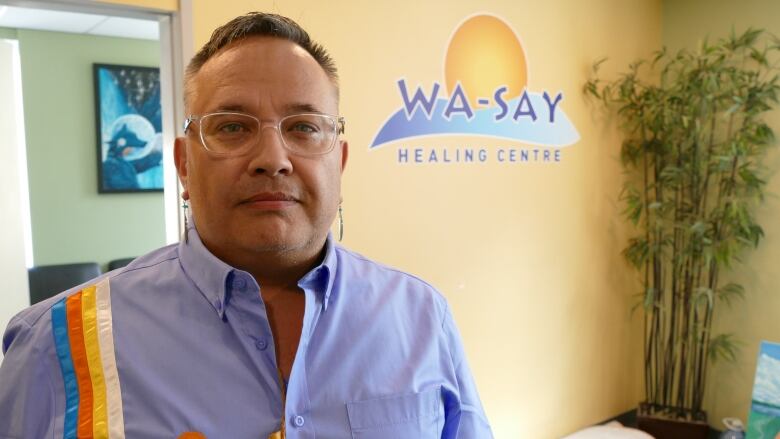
440, 304, 494, 439
0, 314, 57, 439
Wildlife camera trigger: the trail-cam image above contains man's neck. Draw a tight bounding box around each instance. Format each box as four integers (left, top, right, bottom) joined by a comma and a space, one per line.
201, 236, 327, 290
247, 249, 323, 290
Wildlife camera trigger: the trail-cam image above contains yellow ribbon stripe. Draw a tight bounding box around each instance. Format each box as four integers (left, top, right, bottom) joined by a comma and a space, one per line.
81, 285, 109, 438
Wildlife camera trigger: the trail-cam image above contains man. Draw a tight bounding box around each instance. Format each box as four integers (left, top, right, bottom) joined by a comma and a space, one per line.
0, 12, 492, 439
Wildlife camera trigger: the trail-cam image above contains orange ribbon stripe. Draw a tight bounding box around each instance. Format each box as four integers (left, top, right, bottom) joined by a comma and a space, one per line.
66, 291, 94, 438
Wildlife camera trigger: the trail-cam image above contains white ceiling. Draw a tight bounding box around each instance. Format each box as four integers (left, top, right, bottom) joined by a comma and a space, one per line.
0, 5, 158, 41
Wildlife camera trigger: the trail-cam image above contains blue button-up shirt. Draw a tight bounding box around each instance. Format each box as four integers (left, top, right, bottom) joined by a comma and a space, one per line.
0, 228, 492, 438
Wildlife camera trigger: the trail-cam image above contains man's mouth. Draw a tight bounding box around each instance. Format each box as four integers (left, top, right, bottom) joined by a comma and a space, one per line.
240, 192, 298, 210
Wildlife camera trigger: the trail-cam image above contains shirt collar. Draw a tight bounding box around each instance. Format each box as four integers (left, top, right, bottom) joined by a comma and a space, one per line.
297, 233, 338, 311
179, 225, 339, 317
178, 225, 234, 318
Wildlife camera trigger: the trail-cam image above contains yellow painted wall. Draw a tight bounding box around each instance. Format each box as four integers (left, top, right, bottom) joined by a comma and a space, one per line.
663, 0, 780, 430
189, 1, 661, 437
96, 0, 177, 12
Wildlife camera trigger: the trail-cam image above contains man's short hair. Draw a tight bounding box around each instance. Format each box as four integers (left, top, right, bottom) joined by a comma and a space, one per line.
184, 12, 339, 106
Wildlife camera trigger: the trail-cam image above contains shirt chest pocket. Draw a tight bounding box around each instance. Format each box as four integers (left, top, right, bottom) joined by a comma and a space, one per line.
346, 387, 443, 439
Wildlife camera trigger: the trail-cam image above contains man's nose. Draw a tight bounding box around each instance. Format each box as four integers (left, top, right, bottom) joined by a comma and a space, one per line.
246, 125, 293, 176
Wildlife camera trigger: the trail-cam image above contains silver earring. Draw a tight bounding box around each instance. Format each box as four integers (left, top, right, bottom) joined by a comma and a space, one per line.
338, 204, 344, 242
182, 199, 190, 244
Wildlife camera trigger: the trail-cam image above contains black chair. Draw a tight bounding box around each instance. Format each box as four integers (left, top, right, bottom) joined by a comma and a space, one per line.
28, 263, 102, 305
108, 257, 135, 271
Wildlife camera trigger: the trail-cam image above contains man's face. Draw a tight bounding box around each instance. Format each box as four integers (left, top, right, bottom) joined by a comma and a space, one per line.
175, 37, 347, 262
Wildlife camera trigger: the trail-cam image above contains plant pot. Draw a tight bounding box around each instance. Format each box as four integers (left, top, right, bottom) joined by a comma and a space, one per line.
636, 409, 709, 439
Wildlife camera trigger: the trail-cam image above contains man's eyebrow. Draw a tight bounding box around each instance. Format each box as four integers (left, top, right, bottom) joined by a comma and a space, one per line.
285, 103, 323, 114
208, 103, 325, 114
212, 104, 246, 112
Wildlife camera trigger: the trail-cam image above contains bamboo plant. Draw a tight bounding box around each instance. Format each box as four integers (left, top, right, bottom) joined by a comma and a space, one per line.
585, 29, 779, 420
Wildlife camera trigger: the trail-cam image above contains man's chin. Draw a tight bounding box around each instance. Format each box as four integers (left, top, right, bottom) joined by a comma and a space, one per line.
232, 231, 312, 254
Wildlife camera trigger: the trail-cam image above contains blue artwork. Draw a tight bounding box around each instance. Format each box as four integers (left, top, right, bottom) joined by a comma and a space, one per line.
747, 341, 780, 438
94, 64, 163, 192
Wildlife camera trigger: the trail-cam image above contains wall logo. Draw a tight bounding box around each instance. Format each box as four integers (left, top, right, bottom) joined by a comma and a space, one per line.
370, 14, 579, 165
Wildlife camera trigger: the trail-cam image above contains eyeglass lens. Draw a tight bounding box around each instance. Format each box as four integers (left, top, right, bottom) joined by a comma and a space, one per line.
199, 113, 337, 155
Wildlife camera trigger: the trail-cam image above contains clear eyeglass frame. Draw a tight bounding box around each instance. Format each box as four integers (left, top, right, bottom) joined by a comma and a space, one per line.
183, 111, 346, 157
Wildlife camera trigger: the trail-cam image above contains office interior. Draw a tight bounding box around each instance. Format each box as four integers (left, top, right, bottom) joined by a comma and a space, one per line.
1, 0, 779, 437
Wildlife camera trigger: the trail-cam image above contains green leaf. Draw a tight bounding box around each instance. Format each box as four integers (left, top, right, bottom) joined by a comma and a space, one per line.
623, 237, 650, 268
708, 333, 741, 363
630, 298, 643, 317
739, 28, 762, 48
749, 48, 769, 66
643, 286, 656, 310
718, 283, 745, 307
592, 57, 608, 73
690, 221, 707, 235
693, 287, 714, 310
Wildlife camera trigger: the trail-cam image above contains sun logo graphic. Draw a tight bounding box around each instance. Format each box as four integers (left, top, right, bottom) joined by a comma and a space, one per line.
371, 14, 579, 164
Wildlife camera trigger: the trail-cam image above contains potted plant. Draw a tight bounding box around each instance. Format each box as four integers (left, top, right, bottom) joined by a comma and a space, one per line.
585, 29, 779, 438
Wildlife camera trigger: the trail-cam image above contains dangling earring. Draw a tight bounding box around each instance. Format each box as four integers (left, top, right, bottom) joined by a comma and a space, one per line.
338, 204, 344, 242
182, 199, 190, 244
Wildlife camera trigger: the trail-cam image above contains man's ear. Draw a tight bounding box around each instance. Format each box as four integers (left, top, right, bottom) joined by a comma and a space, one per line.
174, 137, 189, 199
339, 140, 349, 174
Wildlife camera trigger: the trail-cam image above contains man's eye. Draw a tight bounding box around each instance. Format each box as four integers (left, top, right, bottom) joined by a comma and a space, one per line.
219, 123, 247, 133
290, 122, 319, 133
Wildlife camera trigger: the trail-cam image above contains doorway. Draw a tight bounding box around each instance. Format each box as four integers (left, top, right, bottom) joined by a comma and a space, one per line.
0, 0, 186, 338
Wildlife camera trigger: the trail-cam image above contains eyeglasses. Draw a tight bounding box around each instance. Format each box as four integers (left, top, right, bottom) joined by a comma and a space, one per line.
184, 112, 345, 157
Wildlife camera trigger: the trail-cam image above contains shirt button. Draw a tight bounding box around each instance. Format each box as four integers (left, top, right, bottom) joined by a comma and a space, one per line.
293, 415, 305, 428
233, 277, 247, 290
255, 338, 268, 350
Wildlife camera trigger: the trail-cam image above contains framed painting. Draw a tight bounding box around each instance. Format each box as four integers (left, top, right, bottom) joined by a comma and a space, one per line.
747, 341, 780, 438
93, 63, 163, 193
